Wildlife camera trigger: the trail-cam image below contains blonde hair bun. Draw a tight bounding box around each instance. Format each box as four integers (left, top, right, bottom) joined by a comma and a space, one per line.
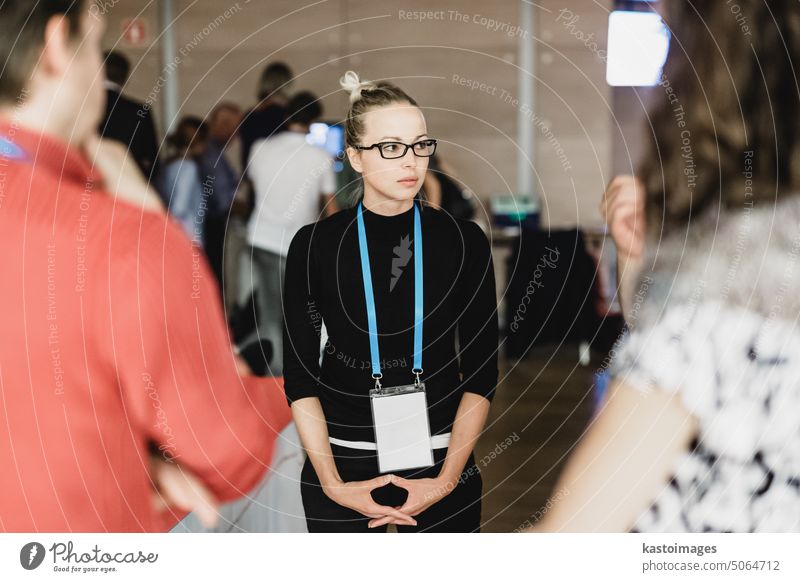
339, 70, 378, 105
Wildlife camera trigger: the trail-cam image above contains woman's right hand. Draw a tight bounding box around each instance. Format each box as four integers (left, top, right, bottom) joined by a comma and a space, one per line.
321, 474, 417, 527
600, 175, 646, 261
291, 399, 415, 526
601, 175, 647, 323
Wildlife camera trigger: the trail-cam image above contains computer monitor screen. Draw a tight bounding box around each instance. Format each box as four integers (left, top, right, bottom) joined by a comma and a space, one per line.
606, 10, 670, 87
307, 122, 345, 172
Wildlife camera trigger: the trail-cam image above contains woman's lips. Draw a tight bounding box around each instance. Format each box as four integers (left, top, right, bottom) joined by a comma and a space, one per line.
398, 177, 418, 186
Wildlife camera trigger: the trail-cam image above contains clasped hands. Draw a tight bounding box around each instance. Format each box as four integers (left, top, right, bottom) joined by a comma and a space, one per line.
322, 473, 457, 529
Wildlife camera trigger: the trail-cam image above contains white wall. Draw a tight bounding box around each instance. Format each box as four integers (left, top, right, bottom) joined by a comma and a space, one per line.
102, 0, 612, 228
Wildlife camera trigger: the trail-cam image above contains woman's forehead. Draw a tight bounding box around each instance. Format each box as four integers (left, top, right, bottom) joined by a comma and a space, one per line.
362, 104, 427, 140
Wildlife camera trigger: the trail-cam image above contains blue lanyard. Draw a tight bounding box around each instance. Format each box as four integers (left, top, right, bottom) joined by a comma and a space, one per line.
0, 136, 28, 162
356, 201, 423, 389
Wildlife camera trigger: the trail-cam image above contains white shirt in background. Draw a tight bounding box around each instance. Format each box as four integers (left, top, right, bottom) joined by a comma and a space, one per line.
246, 131, 336, 256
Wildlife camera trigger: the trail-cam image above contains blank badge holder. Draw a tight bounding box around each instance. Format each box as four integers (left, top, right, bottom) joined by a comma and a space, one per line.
370, 381, 434, 474
359, 201, 433, 474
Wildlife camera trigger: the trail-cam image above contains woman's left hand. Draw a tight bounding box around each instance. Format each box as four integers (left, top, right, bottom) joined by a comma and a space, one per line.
367, 475, 456, 528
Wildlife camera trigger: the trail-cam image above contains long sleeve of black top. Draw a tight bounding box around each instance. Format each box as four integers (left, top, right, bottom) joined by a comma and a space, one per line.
282, 204, 499, 442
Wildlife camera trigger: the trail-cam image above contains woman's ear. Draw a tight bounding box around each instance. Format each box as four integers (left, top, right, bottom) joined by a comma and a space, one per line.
346, 146, 363, 173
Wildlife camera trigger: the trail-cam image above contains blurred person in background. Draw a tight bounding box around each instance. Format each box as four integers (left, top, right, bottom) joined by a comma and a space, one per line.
199, 102, 244, 294
226, 62, 294, 311
98, 50, 160, 179
240, 61, 293, 171
0, 0, 290, 532
423, 155, 476, 220
245, 91, 339, 376
532, 0, 800, 533
157, 115, 210, 244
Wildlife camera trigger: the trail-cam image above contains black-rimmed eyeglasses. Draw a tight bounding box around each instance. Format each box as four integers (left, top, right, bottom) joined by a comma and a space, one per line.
354, 139, 437, 160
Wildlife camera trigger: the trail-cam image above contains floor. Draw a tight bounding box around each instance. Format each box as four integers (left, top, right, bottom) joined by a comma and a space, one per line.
476, 341, 597, 532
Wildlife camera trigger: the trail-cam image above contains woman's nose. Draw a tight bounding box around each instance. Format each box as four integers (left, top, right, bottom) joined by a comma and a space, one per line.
401, 148, 417, 167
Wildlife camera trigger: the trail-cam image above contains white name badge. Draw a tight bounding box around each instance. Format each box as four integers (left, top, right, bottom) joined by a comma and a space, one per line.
369, 382, 434, 473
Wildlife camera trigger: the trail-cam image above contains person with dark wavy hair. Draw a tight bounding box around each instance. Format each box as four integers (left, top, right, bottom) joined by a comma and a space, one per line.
533, 0, 800, 532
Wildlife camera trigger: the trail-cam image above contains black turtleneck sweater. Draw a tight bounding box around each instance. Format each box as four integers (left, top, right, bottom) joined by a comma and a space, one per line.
282, 203, 499, 443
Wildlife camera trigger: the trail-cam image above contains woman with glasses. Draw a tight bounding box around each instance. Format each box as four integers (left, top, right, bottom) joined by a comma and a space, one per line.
282, 71, 499, 532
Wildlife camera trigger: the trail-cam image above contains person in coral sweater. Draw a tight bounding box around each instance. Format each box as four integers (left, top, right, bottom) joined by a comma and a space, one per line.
0, 0, 290, 532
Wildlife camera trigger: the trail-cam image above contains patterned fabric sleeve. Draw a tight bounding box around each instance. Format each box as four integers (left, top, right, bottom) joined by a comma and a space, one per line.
611, 301, 768, 418
610, 300, 797, 461
611, 300, 800, 532
611, 302, 717, 417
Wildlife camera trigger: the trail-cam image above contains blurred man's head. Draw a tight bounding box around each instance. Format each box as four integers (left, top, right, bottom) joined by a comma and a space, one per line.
167, 116, 208, 159
257, 62, 293, 102
0, 0, 106, 146
209, 102, 243, 143
286, 91, 322, 130
104, 50, 130, 87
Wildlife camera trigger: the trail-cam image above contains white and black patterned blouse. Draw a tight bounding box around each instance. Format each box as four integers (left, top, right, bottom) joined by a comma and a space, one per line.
610, 199, 800, 532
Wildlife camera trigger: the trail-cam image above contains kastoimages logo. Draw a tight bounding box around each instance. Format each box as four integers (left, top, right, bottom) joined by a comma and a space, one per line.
20, 542, 46, 570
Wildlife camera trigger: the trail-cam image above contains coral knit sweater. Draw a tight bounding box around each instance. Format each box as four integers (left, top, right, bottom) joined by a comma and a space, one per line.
0, 121, 291, 532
